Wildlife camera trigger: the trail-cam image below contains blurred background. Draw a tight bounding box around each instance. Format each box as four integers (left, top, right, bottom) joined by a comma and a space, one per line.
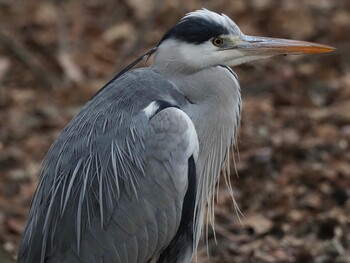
0, 0, 349, 262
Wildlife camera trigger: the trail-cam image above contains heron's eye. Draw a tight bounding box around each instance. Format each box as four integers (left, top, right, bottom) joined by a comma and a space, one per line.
212, 37, 224, 47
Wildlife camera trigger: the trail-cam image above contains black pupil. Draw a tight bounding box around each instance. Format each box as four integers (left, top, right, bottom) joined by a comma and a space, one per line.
215, 38, 222, 45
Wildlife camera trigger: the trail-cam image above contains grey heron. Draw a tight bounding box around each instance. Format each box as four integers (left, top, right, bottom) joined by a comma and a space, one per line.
18, 9, 334, 263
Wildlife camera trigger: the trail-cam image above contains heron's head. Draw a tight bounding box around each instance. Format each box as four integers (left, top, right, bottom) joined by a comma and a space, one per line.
153, 9, 334, 73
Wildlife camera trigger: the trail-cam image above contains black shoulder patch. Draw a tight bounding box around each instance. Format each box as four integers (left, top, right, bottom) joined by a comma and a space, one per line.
145, 100, 179, 120
157, 155, 197, 263
155, 100, 179, 115
159, 16, 229, 45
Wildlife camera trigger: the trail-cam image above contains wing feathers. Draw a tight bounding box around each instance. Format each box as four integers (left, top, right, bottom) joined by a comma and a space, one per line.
18, 69, 197, 263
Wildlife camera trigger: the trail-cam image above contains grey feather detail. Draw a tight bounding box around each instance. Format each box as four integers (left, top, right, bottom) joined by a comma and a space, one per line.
63, 158, 83, 213
18, 68, 194, 263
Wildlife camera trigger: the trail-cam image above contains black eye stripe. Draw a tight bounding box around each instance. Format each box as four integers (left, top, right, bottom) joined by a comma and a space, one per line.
159, 17, 230, 45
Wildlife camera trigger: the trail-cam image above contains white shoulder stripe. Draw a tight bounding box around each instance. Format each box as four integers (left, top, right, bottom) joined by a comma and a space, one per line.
142, 101, 159, 118
182, 110, 199, 162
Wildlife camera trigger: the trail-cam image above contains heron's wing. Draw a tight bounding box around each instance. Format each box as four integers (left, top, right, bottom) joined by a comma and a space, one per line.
62, 107, 198, 263
17, 68, 198, 263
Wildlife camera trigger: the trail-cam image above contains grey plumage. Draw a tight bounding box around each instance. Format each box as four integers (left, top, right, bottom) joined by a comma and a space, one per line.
18, 8, 334, 263
19, 69, 198, 262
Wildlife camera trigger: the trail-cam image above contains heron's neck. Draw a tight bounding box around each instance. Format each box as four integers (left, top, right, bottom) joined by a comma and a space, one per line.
152, 64, 242, 245
165, 65, 241, 178
152, 64, 241, 160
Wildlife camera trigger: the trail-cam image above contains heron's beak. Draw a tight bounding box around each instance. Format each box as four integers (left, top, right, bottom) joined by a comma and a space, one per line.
236, 35, 335, 55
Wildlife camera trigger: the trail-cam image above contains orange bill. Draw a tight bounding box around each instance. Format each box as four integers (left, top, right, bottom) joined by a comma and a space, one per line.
237, 35, 335, 55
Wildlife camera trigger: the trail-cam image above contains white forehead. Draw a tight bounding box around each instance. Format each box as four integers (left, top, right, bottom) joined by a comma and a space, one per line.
182, 9, 241, 35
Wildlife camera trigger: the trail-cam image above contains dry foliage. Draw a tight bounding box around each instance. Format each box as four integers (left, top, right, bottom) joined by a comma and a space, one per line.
0, 0, 349, 262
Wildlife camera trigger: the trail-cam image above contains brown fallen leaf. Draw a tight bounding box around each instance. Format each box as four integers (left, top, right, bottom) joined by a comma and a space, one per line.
6, 218, 25, 235
57, 51, 84, 83
102, 22, 136, 44
0, 57, 10, 82
242, 214, 273, 235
